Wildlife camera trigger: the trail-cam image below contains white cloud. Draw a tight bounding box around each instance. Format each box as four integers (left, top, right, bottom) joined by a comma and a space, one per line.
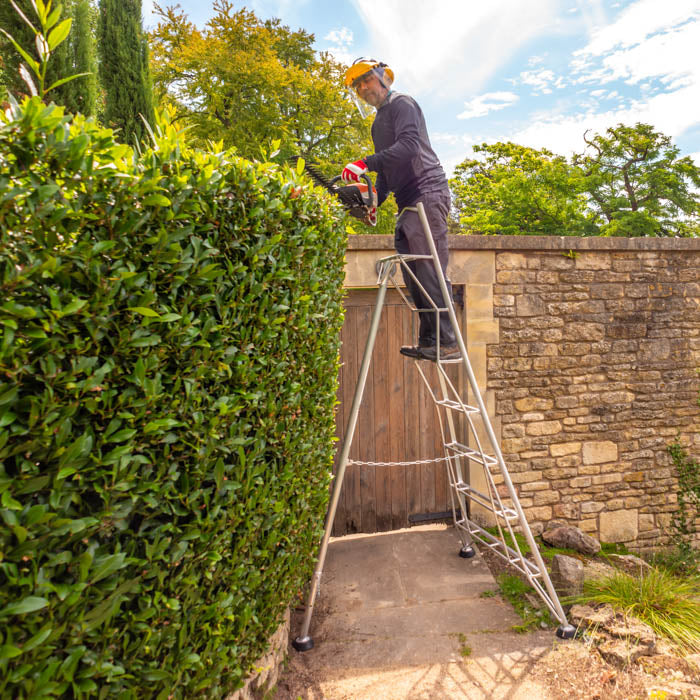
458, 92, 519, 120
322, 27, 355, 65
548, 0, 700, 156
353, 0, 560, 98
579, 0, 700, 54
507, 81, 700, 157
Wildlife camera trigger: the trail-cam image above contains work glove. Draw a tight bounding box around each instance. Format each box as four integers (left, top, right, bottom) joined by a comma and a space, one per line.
364, 206, 377, 227
341, 159, 368, 183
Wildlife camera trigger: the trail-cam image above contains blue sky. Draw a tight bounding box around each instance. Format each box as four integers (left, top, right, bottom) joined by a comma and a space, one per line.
144, 0, 700, 175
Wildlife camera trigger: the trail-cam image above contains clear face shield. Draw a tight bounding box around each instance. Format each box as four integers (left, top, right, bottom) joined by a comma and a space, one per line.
347, 86, 375, 120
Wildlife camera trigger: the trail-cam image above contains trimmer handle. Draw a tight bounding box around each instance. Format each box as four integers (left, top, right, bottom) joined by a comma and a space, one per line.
330, 174, 376, 209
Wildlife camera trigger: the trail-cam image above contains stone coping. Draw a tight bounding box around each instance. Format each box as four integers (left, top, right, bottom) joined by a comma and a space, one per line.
347, 234, 700, 252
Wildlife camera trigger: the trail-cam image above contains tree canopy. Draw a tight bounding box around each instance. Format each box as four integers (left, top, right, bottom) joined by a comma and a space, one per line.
149, 0, 395, 232
451, 124, 700, 237
574, 123, 700, 237
98, 0, 155, 144
450, 142, 593, 236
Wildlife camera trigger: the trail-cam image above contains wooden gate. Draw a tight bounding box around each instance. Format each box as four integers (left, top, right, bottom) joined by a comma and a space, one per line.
331, 287, 465, 535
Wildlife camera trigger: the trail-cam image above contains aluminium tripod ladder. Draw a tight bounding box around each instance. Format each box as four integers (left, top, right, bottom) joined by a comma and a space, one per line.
293, 202, 575, 651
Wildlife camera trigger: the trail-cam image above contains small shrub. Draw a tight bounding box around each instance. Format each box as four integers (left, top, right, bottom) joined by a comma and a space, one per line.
576, 568, 700, 653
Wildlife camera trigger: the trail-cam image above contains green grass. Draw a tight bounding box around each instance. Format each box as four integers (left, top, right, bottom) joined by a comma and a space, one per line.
496, 573, 554, 633
483, 526, 585, 561
575, 568, 700, 654
647, 546, 700, 579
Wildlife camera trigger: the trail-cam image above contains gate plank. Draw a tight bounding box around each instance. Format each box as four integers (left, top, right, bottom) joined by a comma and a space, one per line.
357, 304, 376, 533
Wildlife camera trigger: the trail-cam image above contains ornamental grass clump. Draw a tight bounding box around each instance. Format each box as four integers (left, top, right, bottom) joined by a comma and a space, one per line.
579, 568, 700, 654
0, 98, 346, 698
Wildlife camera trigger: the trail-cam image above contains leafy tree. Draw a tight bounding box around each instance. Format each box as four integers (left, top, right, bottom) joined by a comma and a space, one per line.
149, 0, 393, 232
62, 0, 98, 116
98, 0, 154, 144
573, 123, 700, 237
450, 142, 594, 236
0, 0, 94, 112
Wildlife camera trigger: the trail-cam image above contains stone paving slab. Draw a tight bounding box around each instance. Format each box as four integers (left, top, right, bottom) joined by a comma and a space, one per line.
282, 525, 558, 699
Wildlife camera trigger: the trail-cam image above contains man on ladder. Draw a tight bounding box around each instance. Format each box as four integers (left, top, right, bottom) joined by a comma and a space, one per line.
341, 58, 460, 361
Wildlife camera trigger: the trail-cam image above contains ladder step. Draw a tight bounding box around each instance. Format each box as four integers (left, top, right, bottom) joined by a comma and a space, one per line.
435, 398, 480, 415
453, 483, 519, 522
445, 441, 498, 468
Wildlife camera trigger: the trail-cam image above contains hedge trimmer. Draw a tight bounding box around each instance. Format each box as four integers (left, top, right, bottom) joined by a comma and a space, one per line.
292, 158, 377, 224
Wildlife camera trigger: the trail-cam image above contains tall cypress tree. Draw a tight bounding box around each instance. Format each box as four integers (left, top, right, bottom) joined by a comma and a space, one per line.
65, 0, 98, 116
98, 0, 154, 144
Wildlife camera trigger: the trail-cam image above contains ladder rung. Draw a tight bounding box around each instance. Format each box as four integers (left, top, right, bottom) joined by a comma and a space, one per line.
445, 441, 498, 468
454, 483, 519, 521
435, 398, 480, 415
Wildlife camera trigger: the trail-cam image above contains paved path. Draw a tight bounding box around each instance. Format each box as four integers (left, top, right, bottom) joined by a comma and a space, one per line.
279, 525, 560, 699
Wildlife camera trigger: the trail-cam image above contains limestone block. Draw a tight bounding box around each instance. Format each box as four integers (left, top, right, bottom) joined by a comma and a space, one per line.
451, 250, 495, 284
526, 421, 562, 436
599, 509, 639, 543
581, 501, 605, 514
575, 252, 612, 270
550, 441, 581, 457
639, 513, 656, 532
554, 502, 580, 520
591, 474, 623, 485
521, 480, 550, 492
466, 319, 500, 344
526, 506, 553, 520
534, 490, 560, 506
583, 441, 618, 464
516, 294, 545, 317
496, 252, 528, 270
514, 397, 554, 412
562, 322, 605, 341
579, 518, 598, 532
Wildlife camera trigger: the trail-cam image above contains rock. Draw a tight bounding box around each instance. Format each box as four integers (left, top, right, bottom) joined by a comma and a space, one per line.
570, 603, 615, 628
598, 638, 650, 666
638, 654, 696, 678
606, 553, 652, 576
605, 614, 656, 651
551, 554, 584, 597
582, 559, 616, 582
542, 525, 601, 555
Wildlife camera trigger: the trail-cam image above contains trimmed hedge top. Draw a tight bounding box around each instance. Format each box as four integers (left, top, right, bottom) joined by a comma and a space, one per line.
0, 100, 346, 697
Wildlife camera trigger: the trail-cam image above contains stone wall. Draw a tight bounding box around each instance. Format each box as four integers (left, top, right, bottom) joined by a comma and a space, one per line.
345, 235, 700, 549
489, 246, 700, 549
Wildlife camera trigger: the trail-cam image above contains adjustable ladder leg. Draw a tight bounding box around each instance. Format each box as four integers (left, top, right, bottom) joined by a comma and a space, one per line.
413, 203, 575, 639
293, 265, 393, 651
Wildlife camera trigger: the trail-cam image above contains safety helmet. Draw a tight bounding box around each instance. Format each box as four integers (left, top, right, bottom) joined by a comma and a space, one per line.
344, 58, 394, 90
344, 58, 394, 119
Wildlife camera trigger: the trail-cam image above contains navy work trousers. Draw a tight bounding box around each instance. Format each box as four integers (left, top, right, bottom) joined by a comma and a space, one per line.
394, 189, 456, 347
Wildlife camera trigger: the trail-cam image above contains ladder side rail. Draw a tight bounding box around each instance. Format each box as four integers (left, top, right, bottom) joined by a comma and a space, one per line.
293, 270, 392, 650
413, 202, 570, 628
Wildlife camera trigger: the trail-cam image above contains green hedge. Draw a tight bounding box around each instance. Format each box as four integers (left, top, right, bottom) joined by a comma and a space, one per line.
0, 99, 346, 697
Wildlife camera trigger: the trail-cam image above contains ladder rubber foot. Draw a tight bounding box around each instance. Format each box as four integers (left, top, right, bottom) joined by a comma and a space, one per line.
292, 636, 314, 652
459, 545, 476, 559
556, 624, 576, 640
